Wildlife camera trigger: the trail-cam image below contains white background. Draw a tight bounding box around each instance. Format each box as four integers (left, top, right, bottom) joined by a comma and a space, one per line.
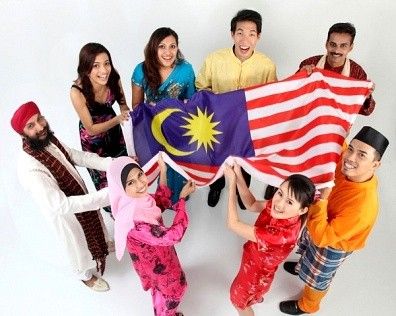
1, 1, 395, 315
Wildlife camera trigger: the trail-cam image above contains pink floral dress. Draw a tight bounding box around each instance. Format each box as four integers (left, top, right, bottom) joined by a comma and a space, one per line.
126, 185, 188, 316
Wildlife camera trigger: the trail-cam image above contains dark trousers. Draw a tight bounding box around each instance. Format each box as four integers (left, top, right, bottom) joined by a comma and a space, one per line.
209, 168, 251, 194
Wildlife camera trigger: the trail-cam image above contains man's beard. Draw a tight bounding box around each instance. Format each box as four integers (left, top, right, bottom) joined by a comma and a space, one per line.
24, 125, 54, 150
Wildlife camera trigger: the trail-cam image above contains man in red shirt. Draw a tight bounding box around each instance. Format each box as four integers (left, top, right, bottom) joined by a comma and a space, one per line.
299, 22, 375, 116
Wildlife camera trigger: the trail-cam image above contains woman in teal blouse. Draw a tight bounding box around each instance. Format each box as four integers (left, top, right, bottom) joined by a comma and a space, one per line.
131, 27, 196, 203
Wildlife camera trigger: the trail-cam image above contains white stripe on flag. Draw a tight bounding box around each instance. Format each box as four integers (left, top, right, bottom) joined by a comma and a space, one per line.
250, 106, 351, 141
265, 143, 343, 165
247, 90, 365, 121
253, 124, 347, 156
245, 71, 372, 102
181, 165, 215, 179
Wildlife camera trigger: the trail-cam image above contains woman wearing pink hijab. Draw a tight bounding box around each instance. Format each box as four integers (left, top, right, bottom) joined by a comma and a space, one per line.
107, 155, 195, 316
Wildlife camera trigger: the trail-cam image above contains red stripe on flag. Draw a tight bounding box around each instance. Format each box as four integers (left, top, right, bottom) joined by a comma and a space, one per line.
270, 134, 345, 157
248, 98, 360, 130
251, 116, 350, 150
145, 162, 158, 176
245, 158, 336, 185
246, 81, 367, 111
184, 171, 217, 184
178, 161, 219, 172
267, 152, 340, 172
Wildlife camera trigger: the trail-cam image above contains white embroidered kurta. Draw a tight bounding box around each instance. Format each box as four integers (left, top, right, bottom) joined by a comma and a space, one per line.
17, 141, 112, 276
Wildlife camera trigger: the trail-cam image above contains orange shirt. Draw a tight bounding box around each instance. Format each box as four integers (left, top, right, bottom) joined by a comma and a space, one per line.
307, 163, 379, 251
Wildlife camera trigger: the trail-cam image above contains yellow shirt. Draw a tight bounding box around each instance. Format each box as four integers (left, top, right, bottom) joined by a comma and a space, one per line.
195, 48, 277, 93
307, 164, 379, 251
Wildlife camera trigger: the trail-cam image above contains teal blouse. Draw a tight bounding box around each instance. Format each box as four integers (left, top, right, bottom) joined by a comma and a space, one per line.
131, 59, 196, 103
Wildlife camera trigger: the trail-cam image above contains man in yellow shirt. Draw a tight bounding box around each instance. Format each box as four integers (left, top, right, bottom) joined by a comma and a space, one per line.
196, 9, 277, 208
279, 126, 389, 315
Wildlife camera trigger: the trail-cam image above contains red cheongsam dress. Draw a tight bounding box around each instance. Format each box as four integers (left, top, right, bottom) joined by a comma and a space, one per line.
230, 200, 301, 309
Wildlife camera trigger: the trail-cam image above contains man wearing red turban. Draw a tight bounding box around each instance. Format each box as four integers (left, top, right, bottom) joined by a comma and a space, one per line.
11, 101, 114, 292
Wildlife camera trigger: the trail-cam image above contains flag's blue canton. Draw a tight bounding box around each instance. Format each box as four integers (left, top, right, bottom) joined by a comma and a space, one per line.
132, 89, 255, 166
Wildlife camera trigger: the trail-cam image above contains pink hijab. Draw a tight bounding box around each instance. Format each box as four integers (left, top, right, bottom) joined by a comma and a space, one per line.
107, 156, 162, 260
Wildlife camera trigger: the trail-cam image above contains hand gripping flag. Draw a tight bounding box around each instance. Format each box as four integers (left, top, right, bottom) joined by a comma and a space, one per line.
131, 69, 372, 189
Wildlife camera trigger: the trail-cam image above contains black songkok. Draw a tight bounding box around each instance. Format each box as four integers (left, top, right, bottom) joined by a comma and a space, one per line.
352, 126, 389, 159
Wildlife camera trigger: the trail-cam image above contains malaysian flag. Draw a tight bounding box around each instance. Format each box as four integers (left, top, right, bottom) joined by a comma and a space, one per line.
130, 69, 372, 189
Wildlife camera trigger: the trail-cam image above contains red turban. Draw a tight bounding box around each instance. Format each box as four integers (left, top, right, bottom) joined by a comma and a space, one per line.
11, 101, 41, 134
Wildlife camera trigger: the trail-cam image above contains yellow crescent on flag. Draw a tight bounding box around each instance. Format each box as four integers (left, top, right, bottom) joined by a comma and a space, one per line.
151, 108, 194, 156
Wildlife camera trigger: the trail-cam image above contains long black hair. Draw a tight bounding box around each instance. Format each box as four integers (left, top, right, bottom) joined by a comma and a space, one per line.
75, 43, 124, 106
143, 27, 184, 93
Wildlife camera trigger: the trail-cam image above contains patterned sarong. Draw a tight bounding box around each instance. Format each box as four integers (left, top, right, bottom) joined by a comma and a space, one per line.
296, 227, 352, 291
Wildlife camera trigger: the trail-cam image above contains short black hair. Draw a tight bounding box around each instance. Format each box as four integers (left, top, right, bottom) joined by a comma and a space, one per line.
327, 22, 356, 44
283, 174, 315, 209
230, 9, 262, 34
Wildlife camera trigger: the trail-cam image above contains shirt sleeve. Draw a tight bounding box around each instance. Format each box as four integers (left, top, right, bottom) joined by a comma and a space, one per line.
128, 199, 189, 246
266, 63, 278, 83
307, 199, 369, 248
298, 56, 319, 71
153, 185, 172, 211
22, 167, 110, 217
131, 63, 144, 87
63, 141, 112, 171
184, 63, 196, 99
195, 55, 212, 91
360, 96, 376, 116
351, 67, 375, 116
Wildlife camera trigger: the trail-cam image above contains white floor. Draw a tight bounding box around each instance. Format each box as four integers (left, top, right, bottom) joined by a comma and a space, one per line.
2, 171, 396, 316
1, 1, 396, 315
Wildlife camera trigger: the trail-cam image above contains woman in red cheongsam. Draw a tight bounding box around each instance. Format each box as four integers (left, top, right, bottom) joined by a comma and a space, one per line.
224, 164, 316, 316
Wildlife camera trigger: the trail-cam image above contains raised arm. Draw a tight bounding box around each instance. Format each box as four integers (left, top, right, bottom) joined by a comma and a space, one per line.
179, 180, 196, 200
297, 56, 318, 75
70, 86, 129, 136
361, 93, 376, 116
233, 163, 265, 213
195, 56, 212, 91
225, 165, 256, 242
131, 83, 144, 110
131, 63, 145, 110
158, 154, 167, 187
117, 79, 131, 112
184, 63, 196, 99
353, 68, 375, 116
20, 165, 109, 217
128, 199, 189, 246
56, 139, 112, 171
